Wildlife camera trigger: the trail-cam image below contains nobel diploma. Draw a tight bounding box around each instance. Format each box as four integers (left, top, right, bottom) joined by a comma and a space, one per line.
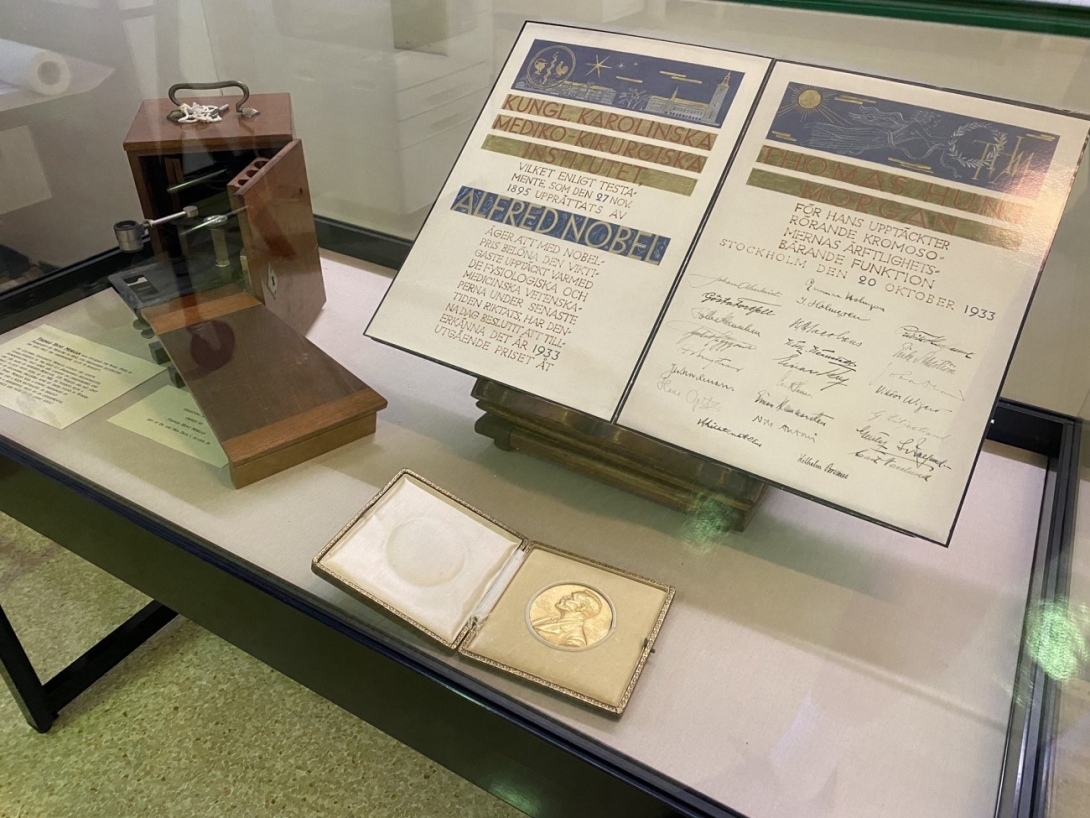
366, 24, 1089, 543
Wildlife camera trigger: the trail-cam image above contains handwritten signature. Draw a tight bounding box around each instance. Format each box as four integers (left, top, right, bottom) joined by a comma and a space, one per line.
871, 362, 965, 402
684, 273, 783, 299
863, 409, 950, 443
899, 326, 974, 359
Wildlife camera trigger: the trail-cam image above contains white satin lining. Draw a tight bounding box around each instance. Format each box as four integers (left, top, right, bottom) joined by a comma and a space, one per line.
320, 474, 522, 643
472, 546, 530, 627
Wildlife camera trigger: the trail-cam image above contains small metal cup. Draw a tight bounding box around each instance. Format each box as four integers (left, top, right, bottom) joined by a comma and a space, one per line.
113, 220, 146, 253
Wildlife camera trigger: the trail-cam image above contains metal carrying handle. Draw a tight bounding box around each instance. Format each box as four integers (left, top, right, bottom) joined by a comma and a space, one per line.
167, 81, 259, 118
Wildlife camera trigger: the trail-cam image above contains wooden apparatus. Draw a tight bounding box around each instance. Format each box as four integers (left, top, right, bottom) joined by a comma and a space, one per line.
122, 92, 325, 333
121, 91, 385, 487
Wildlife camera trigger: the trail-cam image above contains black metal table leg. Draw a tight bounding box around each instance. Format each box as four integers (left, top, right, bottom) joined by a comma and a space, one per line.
0, 601, 55, 732
0, 599, 177, 732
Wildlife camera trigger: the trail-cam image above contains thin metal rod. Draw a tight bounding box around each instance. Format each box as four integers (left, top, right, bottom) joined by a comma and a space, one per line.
165, 168, 227, 195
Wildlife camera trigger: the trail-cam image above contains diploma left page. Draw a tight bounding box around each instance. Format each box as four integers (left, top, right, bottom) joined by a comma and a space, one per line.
367, 22, 771, 420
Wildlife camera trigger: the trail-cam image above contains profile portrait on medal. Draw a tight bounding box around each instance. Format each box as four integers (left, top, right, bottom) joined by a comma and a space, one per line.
527, 584, 614, 650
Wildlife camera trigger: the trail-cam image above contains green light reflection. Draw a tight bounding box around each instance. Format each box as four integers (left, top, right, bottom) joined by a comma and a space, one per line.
1026, 600, 1090, 682
680, 495, 737, 553
488, 779, 541, 814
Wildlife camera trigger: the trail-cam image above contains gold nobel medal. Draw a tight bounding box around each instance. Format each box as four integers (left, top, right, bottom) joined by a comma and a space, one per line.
527, 584, 615, 650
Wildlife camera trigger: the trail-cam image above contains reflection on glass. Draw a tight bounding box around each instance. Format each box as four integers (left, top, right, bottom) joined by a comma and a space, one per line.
680, 493, 735, 553
1027, 599, 1090, 682
202, 1, 496, 237
190, 1, 1090, 421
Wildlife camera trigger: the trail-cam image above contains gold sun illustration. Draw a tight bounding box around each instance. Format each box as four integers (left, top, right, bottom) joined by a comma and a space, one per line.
777, 85, 850, 124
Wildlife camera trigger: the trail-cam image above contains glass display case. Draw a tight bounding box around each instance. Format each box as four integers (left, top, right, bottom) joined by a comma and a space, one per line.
2, 2, 1090, 817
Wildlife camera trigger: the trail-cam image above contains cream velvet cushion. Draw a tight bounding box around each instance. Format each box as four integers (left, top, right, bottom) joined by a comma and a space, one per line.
320, 474, 521, 643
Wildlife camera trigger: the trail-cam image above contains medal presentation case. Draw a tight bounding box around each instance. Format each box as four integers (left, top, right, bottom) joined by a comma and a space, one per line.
313, 470, 673, 714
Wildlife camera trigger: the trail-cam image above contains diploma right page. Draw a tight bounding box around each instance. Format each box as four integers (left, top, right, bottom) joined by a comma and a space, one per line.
619, 62, 1089, 543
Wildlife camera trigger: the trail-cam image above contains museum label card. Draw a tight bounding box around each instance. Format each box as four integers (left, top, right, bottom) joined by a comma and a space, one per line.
619, 63, 1090, 542
0, 325, 161, 429
368, 23, 771, 419
109, 385, 228, 468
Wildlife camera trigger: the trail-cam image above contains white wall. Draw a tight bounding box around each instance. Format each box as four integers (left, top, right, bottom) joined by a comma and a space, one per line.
0, 0, 218, 267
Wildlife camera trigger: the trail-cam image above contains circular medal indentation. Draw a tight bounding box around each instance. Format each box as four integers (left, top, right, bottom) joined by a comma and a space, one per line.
526, 583, 615, 651
385, 519, 467, 587
797, 89, 822, 109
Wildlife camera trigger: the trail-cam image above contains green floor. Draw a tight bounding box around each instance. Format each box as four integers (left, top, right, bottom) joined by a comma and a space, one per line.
0, 513, 521, 817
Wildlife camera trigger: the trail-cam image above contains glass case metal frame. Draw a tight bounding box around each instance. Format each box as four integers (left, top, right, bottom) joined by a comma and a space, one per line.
1, 1, 1088, 816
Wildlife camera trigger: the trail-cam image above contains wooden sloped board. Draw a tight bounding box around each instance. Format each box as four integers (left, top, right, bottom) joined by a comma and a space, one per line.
228, 139, 326, 334
144, 285, 386, 487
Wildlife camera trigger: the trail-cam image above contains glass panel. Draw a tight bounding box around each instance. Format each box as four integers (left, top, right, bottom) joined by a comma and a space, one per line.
200, 1, 1090, 413
0, 1, 221, 274
1055, 401, 1090, 817
2, 2, 1090, 816
0, 252, 1058, 818
200, 1, 495, 239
